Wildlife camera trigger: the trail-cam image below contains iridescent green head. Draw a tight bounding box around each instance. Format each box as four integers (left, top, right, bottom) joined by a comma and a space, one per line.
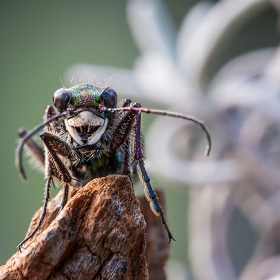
53, 84, 117, 112
70, 84, 102, 108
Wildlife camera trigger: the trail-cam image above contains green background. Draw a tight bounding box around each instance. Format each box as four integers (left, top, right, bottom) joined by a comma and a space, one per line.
0, 0, 278, 277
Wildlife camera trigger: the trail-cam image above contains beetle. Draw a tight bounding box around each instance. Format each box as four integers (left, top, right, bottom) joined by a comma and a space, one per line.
16, 83, 211, 251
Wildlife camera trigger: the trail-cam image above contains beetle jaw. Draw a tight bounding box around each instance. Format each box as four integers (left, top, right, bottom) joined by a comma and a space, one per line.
64, 111, 108, 146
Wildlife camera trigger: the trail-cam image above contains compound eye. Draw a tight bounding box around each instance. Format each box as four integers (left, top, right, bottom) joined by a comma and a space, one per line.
101, 88, 117, 108
53, 89, 70, 112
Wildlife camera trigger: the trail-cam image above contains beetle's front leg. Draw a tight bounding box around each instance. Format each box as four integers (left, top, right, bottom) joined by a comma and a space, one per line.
41, 107, 73, 208
17, 162, 53, 251
17, 133, 72, 251
134, 103, 175, 243
16, 105, 58, 171
111, 102, 175, 241
40, 132, 72, 208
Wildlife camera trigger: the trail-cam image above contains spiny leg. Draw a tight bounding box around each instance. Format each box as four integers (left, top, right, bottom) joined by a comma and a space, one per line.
110, 102, 176, 241
40, 132, 72, 208
110, 102, 175, 241
42, 106, 72, 208
15, 111, 67, 180
18, 131, 73, 251
123, 137, 132, 176
133, 103, 175, 243
16, 105, 62, 179
138, 159, 175, 242
17, 175, 52, 251
40, 132, 72, 184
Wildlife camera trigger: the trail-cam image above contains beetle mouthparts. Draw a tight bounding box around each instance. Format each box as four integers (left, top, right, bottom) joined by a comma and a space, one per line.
64, 111, 108, 146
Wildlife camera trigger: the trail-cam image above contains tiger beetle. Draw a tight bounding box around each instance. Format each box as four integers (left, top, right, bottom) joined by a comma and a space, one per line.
15, 83, 211, 251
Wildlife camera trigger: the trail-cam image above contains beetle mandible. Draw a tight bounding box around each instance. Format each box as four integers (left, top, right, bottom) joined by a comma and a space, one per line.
16, 83, 211, 251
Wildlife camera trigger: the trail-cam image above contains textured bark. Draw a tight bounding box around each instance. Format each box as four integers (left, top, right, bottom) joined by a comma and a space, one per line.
0, 175, 148, 280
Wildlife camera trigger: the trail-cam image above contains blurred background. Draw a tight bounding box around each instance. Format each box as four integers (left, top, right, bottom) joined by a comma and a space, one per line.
1, 0, 280, 279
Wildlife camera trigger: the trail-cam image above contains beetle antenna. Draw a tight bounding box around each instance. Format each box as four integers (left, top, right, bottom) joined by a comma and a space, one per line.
100, 106, 212, 156
16, 112, 68, 180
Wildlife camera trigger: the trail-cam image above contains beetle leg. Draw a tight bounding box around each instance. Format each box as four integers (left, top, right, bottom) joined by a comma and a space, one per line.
17, 167, 52, 251
123, 137, 132, 176
16, 106, 58, 173
111, 111, 135, 150
18, 131, 72, 251
40, 132, 73, 209
40, 132, 72, 184
109, 101, 175, 241
15, 111, 67, 180
133, 103, 175, 243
